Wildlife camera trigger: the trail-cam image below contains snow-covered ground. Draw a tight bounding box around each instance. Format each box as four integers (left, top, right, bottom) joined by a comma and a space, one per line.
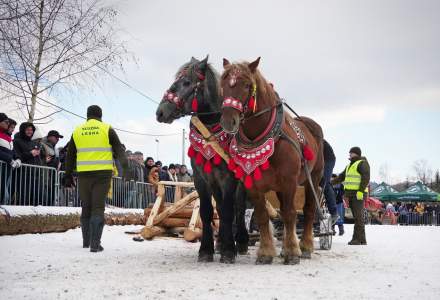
0, 225, 439, 300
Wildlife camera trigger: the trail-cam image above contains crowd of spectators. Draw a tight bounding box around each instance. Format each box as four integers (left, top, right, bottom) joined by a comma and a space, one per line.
1, 112, 193, 206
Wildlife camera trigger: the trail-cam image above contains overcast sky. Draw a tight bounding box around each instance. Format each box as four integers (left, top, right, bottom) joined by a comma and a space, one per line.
3, 0, 440, 183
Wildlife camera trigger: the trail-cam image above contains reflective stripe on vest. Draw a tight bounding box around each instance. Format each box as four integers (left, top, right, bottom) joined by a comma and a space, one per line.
343, 160, 368, 192
73, 119, 113, 172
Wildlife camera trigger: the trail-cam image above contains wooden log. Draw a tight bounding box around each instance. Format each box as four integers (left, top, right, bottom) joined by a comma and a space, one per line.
144, 207, 219, 219
158, 181, 195, 187
140, 226, 166, 240
146, 184, 165, 226
184, 199, 201, 242
160, 217, 190, 228
152, 191, 199, 226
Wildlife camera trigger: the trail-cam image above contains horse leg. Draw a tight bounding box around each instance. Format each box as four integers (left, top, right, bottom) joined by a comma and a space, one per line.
300, 173, 320, 259
278, 188, 301, 265
213, 182, 236, 264
195, 177, 214, 262
253, 192, 276, 264
235, 183, 249, 255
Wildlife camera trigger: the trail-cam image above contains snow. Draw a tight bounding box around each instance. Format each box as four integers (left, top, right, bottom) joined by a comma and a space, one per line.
0, 225, 439, 300
0, 205, 144, 217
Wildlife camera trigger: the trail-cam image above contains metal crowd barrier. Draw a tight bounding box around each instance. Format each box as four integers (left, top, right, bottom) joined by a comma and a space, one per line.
397, 212, 440, 226
1, 161, 163, 209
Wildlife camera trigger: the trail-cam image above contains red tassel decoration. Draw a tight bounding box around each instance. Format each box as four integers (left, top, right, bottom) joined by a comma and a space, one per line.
203, 160, 212, 173
261, 160, 270, 170
187, 146, 196, 158
213, 153, 222, 165
303, 145, 315, 161
248, 96, 256, 112
228, 159, 236, 171
244, 175, 253, 189
191, 97, 198, 112
253, 166, 262, 181
195, 152, 204, 165
234, 166, 244, 179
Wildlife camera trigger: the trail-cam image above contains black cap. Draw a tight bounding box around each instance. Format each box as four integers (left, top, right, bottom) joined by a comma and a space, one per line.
146, 157, 154, 162
169, 164, 176, 169
349, 146, 362, 156
0, 113, 8, 123
155, 160, 162, 167
48, 130, 63, 139
87, 105, 102, 118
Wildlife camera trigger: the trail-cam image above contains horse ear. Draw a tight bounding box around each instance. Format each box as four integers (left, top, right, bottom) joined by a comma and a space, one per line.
198, 55, 209, 72
190, 56, 198, 63
223, 58, 231, 68
248, 57, 261, 73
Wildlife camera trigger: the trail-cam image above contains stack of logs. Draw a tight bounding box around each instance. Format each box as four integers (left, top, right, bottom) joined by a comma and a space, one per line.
140, 181, 219, 242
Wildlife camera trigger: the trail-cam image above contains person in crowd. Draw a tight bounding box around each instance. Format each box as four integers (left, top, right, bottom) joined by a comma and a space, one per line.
167, 164, 178, 182
144, 156, 155, 182
133, 151, 147, 182
332, 146, 370, 245
13, 122, 44, 166
156, 161, 170, 181
41, 130, 63, 169
7, 118, 16, 136
321, 140, 339, 225
0, 113, 21, 204
13, 122, 45, 205
331, 173, 345, 236
41, 130, 64, 205
415, 203, 424, 215
386, 203, 396, 214
64, 105, 129, 253
178, 164, 192, 182
398, 203, 409, 224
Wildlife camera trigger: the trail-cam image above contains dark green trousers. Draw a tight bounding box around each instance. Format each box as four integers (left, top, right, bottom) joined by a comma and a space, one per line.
78, 174, 111, 218
348, 194, 366, 243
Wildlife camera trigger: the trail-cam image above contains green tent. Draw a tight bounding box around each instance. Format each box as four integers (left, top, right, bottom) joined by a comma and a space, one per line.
371, 182, 400, 201
396, 181, 439, 202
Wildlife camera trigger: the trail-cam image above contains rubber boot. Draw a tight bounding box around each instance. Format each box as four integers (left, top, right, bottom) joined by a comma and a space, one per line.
80, 217, 91, 248
90, 215, 105, 253
338, 224, 344, 236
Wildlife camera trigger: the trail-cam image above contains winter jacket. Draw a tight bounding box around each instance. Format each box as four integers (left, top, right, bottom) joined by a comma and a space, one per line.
41, 137, 60, 169
0, 129, 14, 164
333, 156, 370, 197
168, 171, 178, 182
13, 123, 43, 165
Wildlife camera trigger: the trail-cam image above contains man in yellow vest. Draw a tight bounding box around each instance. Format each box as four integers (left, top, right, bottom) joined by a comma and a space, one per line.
64, 105, 128, 252
332, 146, 370, 245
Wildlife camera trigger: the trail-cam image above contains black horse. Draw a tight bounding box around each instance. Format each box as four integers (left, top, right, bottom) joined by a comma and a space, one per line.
156, 56, 249, 263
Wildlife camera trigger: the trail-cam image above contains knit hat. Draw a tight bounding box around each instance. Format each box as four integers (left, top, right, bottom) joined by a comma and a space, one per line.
146, 157, 154, 162
87, 105, 102, 118
169, 164, 176, 170
349, 146, 362, 156
0, 113, 8, 123
7, 118, 16, 126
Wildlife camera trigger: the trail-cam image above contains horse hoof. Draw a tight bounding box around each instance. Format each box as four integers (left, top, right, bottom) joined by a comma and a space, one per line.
301, 251, 312, 259
255, 256, 273, 265
220, 252, 236, 264
284, 255, 300, 265
237, 243, 249, 255
198, 253, 214, 263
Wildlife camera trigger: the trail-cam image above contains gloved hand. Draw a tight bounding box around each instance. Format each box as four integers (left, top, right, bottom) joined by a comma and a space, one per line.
10, 159, 22, 169
356, 191, 364, 200
64, 174, 76, 188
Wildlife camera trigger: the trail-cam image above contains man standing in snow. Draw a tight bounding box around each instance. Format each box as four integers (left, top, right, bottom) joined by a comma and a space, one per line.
64, 105, 129, 252
332, 146, 370, 245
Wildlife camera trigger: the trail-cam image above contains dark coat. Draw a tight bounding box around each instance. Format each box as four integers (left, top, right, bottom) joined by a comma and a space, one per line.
13, 123, 43, 165
0, 129, 14, 164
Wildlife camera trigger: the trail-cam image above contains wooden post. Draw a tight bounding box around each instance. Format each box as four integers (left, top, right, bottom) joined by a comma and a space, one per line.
145, 184, 165, 227
184, 198, 202, 242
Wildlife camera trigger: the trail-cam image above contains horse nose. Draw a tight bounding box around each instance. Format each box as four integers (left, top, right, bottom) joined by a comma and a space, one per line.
156, 110, 164, 121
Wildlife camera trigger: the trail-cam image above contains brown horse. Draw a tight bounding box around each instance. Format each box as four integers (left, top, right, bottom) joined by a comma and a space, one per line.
220, 57, 325, 265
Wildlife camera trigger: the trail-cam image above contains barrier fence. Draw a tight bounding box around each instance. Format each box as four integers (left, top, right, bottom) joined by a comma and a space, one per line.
0, 161, 164, 209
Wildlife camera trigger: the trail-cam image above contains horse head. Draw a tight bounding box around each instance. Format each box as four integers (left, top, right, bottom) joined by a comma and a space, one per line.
219, 57, 263, 134
156, 55, 220, 124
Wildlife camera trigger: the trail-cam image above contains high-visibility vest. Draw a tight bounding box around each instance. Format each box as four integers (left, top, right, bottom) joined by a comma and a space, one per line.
72, 119, 113, 172
343, 160, 368, 192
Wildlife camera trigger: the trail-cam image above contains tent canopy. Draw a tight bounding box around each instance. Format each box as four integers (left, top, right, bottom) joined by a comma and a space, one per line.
395, 181, 439, 202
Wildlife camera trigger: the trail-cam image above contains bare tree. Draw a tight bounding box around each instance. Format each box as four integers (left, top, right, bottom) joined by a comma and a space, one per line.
378, 163, 390, 183
0, 0, 129, 122
412, 159, 433, 184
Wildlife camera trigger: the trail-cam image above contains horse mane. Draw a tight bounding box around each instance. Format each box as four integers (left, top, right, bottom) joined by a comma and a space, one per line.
176, 60, 221, 110
222, 62, 278, 105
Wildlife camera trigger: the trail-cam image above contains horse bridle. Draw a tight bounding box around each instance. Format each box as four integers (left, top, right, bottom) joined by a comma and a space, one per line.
162, 69, 205, 117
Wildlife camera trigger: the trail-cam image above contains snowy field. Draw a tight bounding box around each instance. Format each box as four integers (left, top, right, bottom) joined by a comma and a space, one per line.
1, 225, 439, 300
